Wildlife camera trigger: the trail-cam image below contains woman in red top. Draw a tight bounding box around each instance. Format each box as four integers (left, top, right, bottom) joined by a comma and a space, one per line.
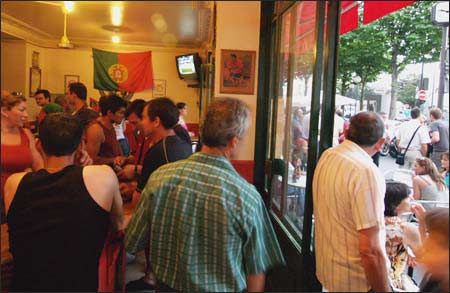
1, 91, 44, 219
1, 91, 44, 292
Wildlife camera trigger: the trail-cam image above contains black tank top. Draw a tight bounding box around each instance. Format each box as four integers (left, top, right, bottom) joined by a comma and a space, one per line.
6, 165, 109, 292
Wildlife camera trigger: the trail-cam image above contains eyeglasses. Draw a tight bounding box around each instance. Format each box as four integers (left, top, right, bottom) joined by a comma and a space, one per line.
11, 91, 23, 96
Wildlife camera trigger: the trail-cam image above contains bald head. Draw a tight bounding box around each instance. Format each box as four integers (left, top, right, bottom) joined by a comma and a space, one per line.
346, 112, 384, 147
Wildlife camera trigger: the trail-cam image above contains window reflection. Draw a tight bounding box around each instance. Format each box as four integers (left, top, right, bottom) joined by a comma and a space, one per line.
285, 2, 317, 232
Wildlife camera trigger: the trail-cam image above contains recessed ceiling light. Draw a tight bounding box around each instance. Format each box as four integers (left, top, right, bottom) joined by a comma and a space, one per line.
112, 6, 123, 26
112, 35, 120, 43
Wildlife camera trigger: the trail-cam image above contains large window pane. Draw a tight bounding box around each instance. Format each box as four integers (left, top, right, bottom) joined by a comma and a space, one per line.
285, 2, 317, 232
270, 10, 291, 213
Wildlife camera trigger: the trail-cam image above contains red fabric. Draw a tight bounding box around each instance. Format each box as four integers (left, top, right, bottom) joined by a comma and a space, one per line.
363, 1, 415, 24
98, 229, 125, 293
118, 51, 153, 92
340, 1, 359, 35
1, 128, 32, 216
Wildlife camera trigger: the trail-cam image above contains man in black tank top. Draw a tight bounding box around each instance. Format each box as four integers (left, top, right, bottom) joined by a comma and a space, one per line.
4, 113, 124, 292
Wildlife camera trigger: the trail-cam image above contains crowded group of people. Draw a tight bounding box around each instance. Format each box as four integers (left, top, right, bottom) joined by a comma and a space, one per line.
1, 86, 285, 292
1, 83, 449, 292
313, 110, 449, 292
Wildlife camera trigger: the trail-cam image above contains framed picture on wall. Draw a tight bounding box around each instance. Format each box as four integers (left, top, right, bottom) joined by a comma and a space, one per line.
29, 67, 41, 97
153, 79, 166, 98
219, 49, 256, 95
64, 75, 80, 92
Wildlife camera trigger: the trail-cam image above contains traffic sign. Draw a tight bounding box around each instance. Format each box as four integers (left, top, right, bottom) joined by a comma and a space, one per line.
418, 90, 427, 100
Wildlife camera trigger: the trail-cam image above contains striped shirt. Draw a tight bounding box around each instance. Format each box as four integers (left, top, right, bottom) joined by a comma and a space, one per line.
125, 152, 285, 292
312, 140, 388, 292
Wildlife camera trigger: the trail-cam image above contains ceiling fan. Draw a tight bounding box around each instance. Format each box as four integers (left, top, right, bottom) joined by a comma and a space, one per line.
35, 1, 75, 49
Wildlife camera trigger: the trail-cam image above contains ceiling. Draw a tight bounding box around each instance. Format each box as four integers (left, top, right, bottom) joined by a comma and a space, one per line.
1, 1, 214, 49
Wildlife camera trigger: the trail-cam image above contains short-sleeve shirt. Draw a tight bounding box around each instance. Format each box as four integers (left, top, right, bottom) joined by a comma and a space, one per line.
429, 120, 449, 152
312, 139, 388, 292
397, 119, 431, 151
137, 135, 192, 191
126, 152, 285, 292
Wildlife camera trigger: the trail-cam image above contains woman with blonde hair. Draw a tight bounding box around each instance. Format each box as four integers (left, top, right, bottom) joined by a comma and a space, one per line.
1, 90, 44, 292
1, 91, 44, 216
412, 157, 448, 209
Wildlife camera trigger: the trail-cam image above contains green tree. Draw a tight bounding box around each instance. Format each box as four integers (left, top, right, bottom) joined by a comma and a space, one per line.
374, 1, 441, 118
338, 24, 389, 110
397, 75, 420, 106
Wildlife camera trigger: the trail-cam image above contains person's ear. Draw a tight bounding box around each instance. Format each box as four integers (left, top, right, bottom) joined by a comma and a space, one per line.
154, 116, 161, 128
229, 136, 239, 149
375, 137, 386, 151
1, 106, 9, 118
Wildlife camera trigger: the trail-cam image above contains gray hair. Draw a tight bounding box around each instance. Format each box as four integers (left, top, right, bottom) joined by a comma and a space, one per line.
200, 97, 251, 148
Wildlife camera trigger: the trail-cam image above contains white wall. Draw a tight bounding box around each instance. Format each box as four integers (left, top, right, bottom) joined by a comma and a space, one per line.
214, 1, 261, 160
2, 41, 201, 122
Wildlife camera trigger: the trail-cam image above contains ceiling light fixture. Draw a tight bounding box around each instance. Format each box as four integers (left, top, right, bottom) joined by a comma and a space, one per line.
112, 6, 123, 26
63, 1, 74, 13
112, 35, 120, 43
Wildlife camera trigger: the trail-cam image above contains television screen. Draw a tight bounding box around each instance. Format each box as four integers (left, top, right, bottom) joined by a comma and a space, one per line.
176, 53, 200, 80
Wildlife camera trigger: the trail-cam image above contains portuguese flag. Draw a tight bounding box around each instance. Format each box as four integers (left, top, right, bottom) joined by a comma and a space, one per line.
93, 48, 153, 92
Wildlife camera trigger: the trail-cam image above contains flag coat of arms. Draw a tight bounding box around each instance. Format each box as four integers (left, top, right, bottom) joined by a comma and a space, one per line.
93, 48, 153, 92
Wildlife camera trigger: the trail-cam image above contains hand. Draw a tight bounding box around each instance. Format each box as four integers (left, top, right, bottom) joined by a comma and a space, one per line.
411, 203, 426, 223
113, 156, 127, 167
117, 164, 136, 181
400, 222, 421, 251
119, 182, 135, 202
75, 149, 93, 166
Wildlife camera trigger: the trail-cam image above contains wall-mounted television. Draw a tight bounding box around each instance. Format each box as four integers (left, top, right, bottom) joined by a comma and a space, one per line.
175, 53, 201, 80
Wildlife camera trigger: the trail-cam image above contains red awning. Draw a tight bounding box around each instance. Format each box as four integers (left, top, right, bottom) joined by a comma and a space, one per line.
340, 1, 358, 35
363, 1, 415, 25
340, 0, 416, 35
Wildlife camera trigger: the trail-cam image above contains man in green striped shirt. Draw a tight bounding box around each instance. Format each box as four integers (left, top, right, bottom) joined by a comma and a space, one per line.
125, 97, 285, 292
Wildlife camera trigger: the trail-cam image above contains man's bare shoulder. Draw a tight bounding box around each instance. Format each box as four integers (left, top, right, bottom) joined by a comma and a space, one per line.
83, 165, 115, 179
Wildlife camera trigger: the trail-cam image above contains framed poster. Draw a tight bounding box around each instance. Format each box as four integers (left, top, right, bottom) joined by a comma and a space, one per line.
220, 49, 256, 95
29, 67, 41, 97
32, 51, 40, 68
64, 75, 79, 92
153, 79, 166, 98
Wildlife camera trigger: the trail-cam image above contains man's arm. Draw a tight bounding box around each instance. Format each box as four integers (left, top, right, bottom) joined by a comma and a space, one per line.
246, 273, 265, 292
430, 130, 440, 144
358, 226, 390, 292
23, 128, 44, 171
420, 143, 428, 156
85, 123, 114, 165
4, 172, 28, 215
83, 165, 124, 231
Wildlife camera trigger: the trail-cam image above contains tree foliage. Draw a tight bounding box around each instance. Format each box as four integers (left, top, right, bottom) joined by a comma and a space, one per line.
337, 24, 389, 108
337, 1, 442, 116
373, 1, 442, 118
397, 75, 420, 106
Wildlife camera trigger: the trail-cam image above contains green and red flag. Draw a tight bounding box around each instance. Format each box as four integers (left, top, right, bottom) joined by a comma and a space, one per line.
93, 48, 153, 92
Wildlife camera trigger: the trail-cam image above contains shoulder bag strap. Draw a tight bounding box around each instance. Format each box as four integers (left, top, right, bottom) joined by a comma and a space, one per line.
163, 137, 170, 163
402, 125, 421, 155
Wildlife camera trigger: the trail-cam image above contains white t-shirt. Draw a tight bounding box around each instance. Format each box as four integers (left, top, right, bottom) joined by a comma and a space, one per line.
397, 119, 430, 151
313, 140, 388, 292
113, 119, 126, 140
